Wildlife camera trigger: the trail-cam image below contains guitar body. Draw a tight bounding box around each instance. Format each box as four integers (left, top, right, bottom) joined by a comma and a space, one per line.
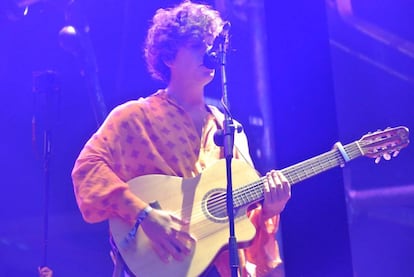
109, 159, 260, 277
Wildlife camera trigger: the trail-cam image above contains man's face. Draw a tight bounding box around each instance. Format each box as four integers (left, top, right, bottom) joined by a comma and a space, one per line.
168, 39, 216, 86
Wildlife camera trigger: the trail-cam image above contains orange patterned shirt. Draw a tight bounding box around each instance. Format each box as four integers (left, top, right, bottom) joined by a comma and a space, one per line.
71, 89, 282, 276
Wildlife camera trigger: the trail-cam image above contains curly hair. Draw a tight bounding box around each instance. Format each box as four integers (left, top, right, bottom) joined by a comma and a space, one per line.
144, 1, 224, 83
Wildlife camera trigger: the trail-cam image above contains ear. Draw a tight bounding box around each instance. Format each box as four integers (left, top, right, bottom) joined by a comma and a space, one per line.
163, 56, 175, 68
163, 59, 171, 68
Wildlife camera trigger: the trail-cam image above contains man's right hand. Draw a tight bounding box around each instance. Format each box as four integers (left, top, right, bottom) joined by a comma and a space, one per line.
141, 209, 196, 263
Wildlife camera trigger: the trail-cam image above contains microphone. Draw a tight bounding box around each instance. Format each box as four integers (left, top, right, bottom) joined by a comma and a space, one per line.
213, 124, 243, 147
203, 21, 231, 69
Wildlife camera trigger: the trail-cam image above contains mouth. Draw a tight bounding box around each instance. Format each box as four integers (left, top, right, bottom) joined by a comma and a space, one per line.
200, 64, 214, 70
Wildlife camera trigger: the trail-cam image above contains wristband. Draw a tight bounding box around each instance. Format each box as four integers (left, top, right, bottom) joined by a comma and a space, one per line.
127, 206, 153, 240
136, 205, 153, 223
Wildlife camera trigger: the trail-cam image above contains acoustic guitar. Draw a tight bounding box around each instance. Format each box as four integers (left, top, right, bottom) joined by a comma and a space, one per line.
109, 126, 409, 277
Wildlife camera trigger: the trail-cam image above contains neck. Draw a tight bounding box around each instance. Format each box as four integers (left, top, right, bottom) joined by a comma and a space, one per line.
166, 83, 205, 108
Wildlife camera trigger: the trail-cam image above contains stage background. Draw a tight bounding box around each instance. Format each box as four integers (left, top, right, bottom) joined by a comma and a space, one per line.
1, 0, 412, 276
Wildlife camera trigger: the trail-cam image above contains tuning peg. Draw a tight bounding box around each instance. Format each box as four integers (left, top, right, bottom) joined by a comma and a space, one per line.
374, 151, 396, 164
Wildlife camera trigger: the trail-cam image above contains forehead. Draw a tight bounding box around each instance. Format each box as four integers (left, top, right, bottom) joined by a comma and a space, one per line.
177, 43, 206, 56
183, 34, 215, 48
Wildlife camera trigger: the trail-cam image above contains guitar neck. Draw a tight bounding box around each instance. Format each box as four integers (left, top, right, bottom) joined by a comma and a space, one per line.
282, 141, 363, 185
233, 141, 363, 208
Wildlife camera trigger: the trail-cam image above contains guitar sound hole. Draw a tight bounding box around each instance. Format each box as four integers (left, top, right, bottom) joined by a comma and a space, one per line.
203, 189, 228, 223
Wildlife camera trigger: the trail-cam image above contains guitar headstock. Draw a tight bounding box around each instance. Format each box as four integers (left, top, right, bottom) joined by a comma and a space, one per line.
358, 126, 410, 162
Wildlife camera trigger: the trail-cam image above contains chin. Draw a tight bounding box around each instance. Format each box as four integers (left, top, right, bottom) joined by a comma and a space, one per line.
206, 69, 215, 79
198, 68, 215, 84
203, 73, 215, 85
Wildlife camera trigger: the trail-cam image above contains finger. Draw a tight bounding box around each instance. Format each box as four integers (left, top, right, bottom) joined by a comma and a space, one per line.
164, 228, 193, 261
267, 171, 279, 201
161, 237, 180, 261
170, 213, 190, 225
151, 241, 171, 263
277, 171, 289, 185
277, 171, 291, 196
263, 176, 271, 202
270, 171, 285, 200
169, 214, 197, 244
269, 171, 279, 193
168, 238, 187, 261
176, 229, 197, 244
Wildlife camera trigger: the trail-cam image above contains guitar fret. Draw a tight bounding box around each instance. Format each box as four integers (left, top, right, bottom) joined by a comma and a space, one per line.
241, 189, 248, 204
345, 142, 362, 160
233, 194, 240, 207
281, 149, 349, 185
234, 180, 264, 207
234, 188, 243, 207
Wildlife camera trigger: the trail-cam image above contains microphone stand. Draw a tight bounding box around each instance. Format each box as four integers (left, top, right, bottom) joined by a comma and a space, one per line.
59, 0, 108, 126
32, 70, 60, 269
214, 34, 240, 277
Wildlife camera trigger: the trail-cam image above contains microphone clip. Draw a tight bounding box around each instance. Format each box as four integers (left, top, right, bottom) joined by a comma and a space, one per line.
214, 122, 243, 147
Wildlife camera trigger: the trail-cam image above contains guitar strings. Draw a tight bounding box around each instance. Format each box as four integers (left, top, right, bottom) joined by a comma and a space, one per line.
190, 139, 386, 235
173, 142, 367, 238
191, 145, 349, 217
172, 161, 320, 238
193, 139, 393, 237
172, 180, 265, 239
194, 139, 391, 230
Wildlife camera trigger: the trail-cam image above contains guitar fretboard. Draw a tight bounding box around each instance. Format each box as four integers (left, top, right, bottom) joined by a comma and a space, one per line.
233, 141, 363, 208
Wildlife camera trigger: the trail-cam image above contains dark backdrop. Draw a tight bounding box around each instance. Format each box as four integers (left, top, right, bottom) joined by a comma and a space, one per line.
2, 0, 412, 276
265, 1, 353, 276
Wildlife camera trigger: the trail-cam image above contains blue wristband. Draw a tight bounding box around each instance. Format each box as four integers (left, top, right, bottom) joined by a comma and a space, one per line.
127, 206, 153, 240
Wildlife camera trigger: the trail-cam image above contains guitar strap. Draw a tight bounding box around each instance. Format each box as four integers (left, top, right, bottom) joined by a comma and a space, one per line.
207, 105, 255, 168
109, 235, 136, 277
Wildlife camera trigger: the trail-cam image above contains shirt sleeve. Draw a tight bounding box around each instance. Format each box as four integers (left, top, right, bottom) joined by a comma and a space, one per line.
71, 103, 147, 223
244, 206, 283, 276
